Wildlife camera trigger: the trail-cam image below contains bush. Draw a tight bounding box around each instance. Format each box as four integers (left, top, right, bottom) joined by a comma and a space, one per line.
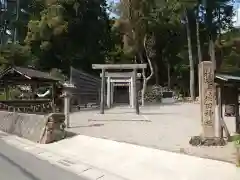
138, 85, 163, 103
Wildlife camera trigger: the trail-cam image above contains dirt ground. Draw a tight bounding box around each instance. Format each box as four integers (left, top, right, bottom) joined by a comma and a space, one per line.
68, 103, 236, 163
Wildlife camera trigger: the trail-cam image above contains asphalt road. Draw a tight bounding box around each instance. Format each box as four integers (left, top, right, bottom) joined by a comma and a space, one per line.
0, 139, 87, 180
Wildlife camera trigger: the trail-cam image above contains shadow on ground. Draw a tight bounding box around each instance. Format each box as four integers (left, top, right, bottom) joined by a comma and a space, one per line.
65, 131, 78, 139
69, 123, 105, 129
88, 119, 151, 122
140, 112, 180, 115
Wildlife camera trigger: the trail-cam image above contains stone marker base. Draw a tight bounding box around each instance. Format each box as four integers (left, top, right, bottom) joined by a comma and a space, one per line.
0, 111, 66, 144
40, 113, 66, 144
189, 136, 226, 146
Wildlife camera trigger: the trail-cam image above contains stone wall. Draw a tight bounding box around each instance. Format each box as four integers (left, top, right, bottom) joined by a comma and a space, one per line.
0, 111, 65, 144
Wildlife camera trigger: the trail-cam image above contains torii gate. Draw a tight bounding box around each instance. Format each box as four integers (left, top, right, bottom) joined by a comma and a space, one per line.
92, 64, 147, 115
100, 72, 142, 109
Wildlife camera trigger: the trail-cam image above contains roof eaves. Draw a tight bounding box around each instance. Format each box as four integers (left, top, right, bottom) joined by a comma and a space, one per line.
13, 68, 32, 79
215, 74, 228, 82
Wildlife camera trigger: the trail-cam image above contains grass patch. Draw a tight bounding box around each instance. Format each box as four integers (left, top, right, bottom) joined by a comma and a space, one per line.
0, 93, 5, 100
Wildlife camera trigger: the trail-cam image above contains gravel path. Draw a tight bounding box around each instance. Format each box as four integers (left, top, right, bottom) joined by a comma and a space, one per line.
68, 103, 236, 163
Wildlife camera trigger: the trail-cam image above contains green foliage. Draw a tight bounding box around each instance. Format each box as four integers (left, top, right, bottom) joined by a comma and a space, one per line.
0, 43, 37, 69
114, 0, 155, 59
25, 0, 113, 74
0, 92, 6, 100
0, 0, 237, 96
49, 68, 67, 81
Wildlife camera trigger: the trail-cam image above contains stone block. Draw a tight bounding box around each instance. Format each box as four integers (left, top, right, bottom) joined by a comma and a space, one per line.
0, 111, 65, 144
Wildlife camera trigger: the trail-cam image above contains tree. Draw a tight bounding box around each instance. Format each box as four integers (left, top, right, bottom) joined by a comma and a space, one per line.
25, 0, 113, 74
195, 0, 203, 63
202, 0, 234, 70
185, 9, 195, 100
0, 43, 36, 69
114, 0, 155, 106
178, 0, 234, 99
149, 0, 184, 86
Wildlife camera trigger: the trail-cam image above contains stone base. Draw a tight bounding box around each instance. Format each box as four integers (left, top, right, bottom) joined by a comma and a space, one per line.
189, 136, 227, 146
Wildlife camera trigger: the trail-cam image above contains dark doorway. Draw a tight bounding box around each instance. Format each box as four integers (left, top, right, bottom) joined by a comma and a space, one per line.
114, 86, 129, 104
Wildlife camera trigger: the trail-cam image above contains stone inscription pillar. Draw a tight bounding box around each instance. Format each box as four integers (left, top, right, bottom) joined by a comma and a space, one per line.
199, 61, 215, 137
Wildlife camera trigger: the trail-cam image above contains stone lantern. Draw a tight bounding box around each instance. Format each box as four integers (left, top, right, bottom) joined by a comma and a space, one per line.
61, 82, 76, 128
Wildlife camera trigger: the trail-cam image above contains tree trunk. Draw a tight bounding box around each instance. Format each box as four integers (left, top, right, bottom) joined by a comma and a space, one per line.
185, 11, 195, 101
196, 17, 202, 63
153, 60, 159, 85
141, 69, 147, 106
141, 35, 154, 106
167, 62, 171, 89
209, 36, 216, 70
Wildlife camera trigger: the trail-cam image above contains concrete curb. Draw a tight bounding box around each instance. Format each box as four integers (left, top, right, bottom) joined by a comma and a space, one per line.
1, 130, 239, 180
0, 131, 126, 180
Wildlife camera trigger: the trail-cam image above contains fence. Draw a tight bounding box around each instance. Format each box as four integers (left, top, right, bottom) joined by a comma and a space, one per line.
70, 67, 101, 109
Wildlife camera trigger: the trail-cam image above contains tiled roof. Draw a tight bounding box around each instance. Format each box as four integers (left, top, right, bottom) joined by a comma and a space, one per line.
215, 73, 240, 83
0, 66, 61, 81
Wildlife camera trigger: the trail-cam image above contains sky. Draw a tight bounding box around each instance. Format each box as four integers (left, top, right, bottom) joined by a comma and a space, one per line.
107, 0, 119, 17
234, 2, 240, 27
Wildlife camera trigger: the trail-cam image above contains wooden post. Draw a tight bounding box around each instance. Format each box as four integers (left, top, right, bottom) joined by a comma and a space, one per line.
133, 69, 140, 115
5, 85, 9, 100
31, 83, 36, 99
100, 69, 106, 114
235, 87, 240, 134
107, 77, 111, 108
198, 63, 202, 118
236, 146, 240, 167
217, 86, 224, 138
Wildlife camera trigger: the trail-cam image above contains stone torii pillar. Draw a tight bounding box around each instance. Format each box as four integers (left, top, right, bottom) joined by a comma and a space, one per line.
129, 81, 132, 107
107, 77, 111, 108
111, 82, 114, 106
130, 77, 134, 108
93, 64, 147, 115
100, 69, 106, 114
